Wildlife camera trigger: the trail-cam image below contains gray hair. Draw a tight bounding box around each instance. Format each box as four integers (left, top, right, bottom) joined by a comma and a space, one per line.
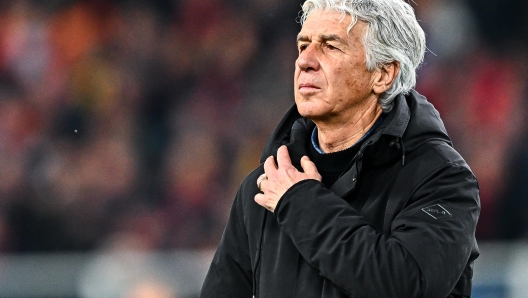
299, 0, 426, 112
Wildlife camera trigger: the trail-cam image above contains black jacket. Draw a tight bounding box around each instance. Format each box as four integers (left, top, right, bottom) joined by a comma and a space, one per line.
200, 90, 480, 298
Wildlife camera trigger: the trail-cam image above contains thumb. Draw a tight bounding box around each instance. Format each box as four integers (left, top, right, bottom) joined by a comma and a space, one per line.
300, 156, 322, 181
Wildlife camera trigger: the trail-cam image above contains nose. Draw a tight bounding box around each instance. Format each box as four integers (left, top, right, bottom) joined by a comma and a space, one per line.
296, 44, 320, 72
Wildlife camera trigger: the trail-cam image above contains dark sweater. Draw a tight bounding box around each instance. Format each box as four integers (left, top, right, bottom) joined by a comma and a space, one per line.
309, 140, 360, 188
308, 116, 384, 187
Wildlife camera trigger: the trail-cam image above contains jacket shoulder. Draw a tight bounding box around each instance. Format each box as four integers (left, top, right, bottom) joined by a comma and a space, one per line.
427, 140, 474, 174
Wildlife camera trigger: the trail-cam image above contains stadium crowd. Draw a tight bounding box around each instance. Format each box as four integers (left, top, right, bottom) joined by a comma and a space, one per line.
0, 0, 526, 256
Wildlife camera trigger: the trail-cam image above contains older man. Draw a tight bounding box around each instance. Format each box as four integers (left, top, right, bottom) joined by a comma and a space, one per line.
200, 0, 480, 297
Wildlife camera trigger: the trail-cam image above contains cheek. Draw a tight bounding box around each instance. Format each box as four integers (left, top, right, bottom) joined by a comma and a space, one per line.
330, 69, 352, 96
345, 68, 371, 90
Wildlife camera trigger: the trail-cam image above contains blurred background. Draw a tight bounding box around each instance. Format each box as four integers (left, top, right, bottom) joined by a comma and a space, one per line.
0, 0, 527, 297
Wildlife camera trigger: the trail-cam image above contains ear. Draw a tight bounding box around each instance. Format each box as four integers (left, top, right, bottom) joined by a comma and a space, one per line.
372, 61, 400, 95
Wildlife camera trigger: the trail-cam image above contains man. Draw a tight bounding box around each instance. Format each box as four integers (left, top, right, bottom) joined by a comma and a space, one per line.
200, 0, 480, 297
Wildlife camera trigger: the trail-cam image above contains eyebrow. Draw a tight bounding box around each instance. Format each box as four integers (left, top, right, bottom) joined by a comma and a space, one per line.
296, 35, 309, 43
296, 34, 347, 45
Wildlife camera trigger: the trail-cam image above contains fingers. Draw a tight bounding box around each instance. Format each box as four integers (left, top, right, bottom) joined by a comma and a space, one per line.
301, 156, 322, 181
266, 147, 319, 178
254, 193, 274, 212
256, 174, 267, 192
276, 145, 292, 169
300, 155, 316, 174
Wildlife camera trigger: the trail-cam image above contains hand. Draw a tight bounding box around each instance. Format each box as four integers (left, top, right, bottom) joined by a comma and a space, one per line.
254, 145, 322, 212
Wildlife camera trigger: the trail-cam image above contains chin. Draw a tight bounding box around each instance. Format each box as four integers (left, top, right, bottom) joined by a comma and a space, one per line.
296, 102, 325, 120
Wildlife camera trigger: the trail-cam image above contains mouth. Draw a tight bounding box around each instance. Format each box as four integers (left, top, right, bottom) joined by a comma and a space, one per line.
298, 83, 321, 92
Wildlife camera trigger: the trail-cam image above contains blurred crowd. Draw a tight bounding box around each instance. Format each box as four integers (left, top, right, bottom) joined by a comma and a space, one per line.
0, 0, 527, 256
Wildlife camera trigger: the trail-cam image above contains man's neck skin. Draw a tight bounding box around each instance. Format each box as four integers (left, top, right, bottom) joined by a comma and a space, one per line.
315, 98, 382, 153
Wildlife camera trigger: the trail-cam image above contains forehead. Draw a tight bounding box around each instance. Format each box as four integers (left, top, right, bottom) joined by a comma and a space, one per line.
299, 10, 352, 37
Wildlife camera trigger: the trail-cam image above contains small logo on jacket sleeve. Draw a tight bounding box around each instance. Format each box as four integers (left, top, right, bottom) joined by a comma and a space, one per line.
421, 204, 452, 219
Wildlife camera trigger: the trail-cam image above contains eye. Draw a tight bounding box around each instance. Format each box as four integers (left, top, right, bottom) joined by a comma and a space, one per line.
325, 43, 338, 50
298, 43, 309, 52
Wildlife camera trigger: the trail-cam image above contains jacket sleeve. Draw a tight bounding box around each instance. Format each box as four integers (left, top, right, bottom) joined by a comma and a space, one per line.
274, 163, 479, 298
200, 187, 253, 298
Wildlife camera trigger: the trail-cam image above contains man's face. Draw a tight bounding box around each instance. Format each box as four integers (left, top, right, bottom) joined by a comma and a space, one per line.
294, 10, 377, 124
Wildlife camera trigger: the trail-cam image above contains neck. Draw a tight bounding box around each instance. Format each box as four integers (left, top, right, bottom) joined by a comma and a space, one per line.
315, 101, 382, 153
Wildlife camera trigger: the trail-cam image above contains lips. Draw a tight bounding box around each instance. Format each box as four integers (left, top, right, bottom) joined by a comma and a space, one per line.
298, 83, 320, 90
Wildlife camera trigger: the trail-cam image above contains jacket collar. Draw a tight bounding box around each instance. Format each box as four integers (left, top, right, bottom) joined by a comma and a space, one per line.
328, 96, 412, 197
260, 93, 411, 160
380, 93, 410, 138
259, 90, 449, 198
